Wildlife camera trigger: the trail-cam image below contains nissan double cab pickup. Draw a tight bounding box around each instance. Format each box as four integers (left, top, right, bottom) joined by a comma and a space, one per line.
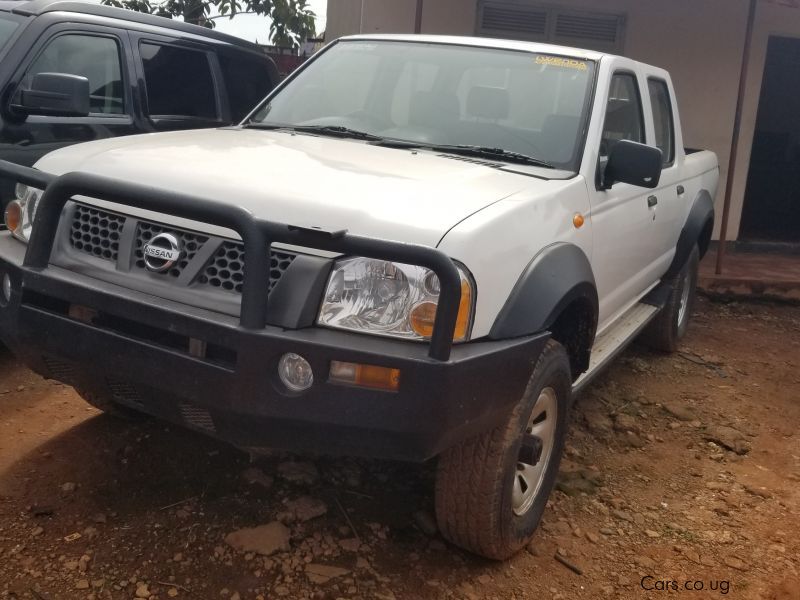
0, 35, 718, 559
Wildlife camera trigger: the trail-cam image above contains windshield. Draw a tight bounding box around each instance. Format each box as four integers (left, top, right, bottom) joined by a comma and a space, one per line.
250, 40, 596, 170
0, 13, 20, 52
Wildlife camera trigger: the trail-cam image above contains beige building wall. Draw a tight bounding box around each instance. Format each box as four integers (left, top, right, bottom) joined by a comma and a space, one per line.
325, 0, 797, 241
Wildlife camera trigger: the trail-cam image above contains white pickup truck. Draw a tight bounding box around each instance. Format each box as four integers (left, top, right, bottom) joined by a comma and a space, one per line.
0, 35, 718, 559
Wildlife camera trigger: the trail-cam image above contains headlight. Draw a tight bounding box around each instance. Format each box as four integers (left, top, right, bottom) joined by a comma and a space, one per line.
318, 257, 474, 342
5, 184, 43, 243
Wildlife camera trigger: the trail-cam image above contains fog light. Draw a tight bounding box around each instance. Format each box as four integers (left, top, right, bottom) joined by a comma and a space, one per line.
278, 353, 313, 392
330, 361, 401, 391
1, 273, 11, 305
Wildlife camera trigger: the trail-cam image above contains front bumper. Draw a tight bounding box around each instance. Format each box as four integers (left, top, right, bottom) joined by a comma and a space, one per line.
0, 234, 547, 462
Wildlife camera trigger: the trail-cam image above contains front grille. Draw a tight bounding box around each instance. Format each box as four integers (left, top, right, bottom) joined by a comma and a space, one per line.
197, 241, 296, 294
67, 204, 297, 295
133, 221, 208, 279
69, 205, 124, 261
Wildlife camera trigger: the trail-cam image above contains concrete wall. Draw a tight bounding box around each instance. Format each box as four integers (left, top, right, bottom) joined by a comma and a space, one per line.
325, 0, 800, 241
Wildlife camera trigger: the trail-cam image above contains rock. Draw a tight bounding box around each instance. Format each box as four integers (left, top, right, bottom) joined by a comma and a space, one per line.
743, 484, 772, 499
305, 563, 350, 584
277, 461, 319, 485
705, 481, 729, 492
75, 580, 90, 590
586, 532, 600, 544
412, 510, 438, 536
663, 403, 695, 422
135, 583, 151, 598
613, 413, 640, 434
60, 482, 77, 494
644, 530, 661, 538
338, 538, 361, 552
225, 522, 291, 556
584, 410, 614, 437
624, 432, 646, 448
31, 526, 44, 537
703, 426, 751, 455
242, 467, 274, 489
285, 496, 328, 522
612, 510, 634, 523
636, 556, 656, 569
167, 588, 179, 598
723, 557, 748, 571
556, 471, 599, 496
600, 527, 616, 536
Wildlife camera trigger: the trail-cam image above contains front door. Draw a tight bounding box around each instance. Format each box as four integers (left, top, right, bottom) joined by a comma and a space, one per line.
0, 25, 138, 177
590, 71, 660, 329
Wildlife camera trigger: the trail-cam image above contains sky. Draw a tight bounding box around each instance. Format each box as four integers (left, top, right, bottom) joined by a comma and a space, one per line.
211, 0, 328, 45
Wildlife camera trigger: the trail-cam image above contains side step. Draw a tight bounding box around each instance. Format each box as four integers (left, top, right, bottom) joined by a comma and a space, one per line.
572, 302, 660, 395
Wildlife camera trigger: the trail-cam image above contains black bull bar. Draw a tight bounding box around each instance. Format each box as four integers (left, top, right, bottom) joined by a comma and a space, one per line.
0, 159, 464, 361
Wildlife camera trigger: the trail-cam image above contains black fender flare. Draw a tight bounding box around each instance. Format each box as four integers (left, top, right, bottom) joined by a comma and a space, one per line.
665, 190, 714, 278
489, 243, 598, 340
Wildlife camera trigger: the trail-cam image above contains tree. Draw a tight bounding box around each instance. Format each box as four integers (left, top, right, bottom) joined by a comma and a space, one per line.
102, 0, 316, 48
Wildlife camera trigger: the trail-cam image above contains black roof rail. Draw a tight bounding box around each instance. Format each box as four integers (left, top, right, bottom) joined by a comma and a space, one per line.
11, 0, 264, 52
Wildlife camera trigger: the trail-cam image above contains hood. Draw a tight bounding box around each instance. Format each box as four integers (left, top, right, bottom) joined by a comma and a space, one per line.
36, 128, 564, 248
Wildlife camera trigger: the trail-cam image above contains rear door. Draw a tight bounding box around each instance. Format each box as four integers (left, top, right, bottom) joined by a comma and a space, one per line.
0, 23, 138, 170
642, 76, 682, 271
130, 32, 228, 131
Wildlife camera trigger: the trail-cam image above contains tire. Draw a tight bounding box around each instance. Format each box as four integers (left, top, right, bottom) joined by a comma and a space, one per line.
643, 244, 700, 353
75, 386, 147, 420
434, 340, 571, 560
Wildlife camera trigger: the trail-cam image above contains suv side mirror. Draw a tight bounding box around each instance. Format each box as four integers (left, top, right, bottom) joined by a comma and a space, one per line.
16, 73, 90, 117
602, 139, 663, 190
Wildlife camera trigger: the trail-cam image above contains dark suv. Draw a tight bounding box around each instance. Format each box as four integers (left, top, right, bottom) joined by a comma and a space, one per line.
0, 0, 278, 206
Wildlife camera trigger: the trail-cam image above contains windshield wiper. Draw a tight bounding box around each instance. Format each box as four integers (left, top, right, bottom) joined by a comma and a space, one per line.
244, 122, 384, 142
372, 139, 555, 169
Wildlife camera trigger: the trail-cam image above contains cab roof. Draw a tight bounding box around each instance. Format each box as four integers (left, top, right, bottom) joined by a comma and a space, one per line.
340, 33, 610, 62
1, 0, 261, 51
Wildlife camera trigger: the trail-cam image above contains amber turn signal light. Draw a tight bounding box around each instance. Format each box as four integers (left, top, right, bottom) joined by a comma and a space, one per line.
409, 278, 472, 341
4, 200, 21, 233
329, 361, 401, 392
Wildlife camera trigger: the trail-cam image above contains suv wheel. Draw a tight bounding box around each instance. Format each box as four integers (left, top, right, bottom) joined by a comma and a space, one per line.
434, 340, 571, 560
644, 244, 700, 352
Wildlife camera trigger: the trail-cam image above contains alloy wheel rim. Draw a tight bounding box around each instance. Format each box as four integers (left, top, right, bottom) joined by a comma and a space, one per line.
512, 387, 558, 516
677, 269, 691, 328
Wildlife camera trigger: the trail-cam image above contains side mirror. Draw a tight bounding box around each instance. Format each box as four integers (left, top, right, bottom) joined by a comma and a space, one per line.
15, 73, 90, 117
603, 139, 663, 189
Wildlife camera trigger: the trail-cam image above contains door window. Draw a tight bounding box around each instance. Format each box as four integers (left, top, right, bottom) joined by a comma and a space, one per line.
22, 34, 124, 114
648, 78, 675, 166
600, 73, 644, 159
218, 53, 273, 121
140, 42, 217, 119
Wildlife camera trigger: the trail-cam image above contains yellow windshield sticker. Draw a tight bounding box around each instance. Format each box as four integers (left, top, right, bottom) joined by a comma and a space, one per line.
535, 56, 588, 71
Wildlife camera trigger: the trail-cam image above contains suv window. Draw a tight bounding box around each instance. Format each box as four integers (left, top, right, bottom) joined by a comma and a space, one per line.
0, 14, 20, 52
218, 53, 273, 121
600, 73, 644, 158
140, 43, 217, 119
23, 34, 124, 114
648, 78, 675, 166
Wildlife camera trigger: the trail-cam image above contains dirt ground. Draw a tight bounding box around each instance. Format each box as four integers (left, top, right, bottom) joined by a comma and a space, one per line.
0, 296, 798, 600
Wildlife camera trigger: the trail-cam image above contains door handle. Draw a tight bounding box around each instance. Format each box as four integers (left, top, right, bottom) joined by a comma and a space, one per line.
647, 195, 658, 208
677, 185, 685, 195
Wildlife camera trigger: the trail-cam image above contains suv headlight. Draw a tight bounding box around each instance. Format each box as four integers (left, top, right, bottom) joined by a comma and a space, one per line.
318, 257, 474, 342
5, 184, 43, 243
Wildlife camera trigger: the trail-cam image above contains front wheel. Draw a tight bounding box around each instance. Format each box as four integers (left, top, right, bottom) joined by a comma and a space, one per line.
434, 340, 571, 560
